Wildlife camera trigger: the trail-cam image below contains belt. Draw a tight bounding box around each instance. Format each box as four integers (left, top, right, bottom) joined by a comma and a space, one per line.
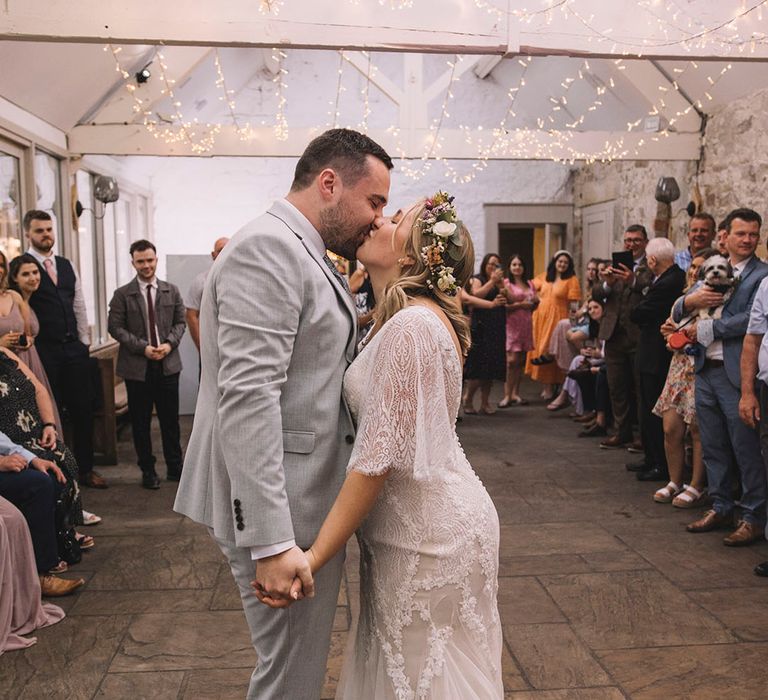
704, 359, 724, 369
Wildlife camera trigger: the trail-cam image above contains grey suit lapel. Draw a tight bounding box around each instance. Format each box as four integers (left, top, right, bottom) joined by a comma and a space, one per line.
266, 206, 358, 354
127, 277, 148, 330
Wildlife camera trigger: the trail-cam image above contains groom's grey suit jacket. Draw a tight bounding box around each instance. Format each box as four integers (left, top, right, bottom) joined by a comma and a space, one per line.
174, 200, 357, 549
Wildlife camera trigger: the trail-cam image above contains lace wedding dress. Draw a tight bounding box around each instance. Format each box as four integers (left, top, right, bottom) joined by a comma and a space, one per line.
338, 305, 503, 699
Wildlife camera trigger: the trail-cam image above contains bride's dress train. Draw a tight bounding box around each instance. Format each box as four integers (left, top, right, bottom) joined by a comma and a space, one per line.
338, 306, 503, 699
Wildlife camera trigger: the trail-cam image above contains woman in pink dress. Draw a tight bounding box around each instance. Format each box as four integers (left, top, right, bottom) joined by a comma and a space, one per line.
499, 254, 537, 407
2, 253, 62, 434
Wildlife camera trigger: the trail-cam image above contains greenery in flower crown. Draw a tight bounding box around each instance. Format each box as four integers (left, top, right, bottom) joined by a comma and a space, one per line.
418, 191, 465, 296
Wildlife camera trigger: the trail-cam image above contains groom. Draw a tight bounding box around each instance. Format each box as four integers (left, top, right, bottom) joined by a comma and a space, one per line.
174, 129, 392, 698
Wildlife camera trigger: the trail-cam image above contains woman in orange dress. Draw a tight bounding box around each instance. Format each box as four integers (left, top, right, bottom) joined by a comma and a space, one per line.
526, 250, 581, 401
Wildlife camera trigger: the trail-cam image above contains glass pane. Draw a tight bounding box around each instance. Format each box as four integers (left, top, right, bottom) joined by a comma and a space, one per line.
135, 195, 149, 242
0, 151, 23, 260
114, 197, 132, 286
34, 151, 63, 241
102, 201, 117, 305
76, 170, 98, 342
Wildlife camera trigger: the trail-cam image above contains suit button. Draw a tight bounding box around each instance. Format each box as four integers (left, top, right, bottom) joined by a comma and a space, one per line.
234, 506, 241, 515
233, 499, 241, 507
236, 522, 245, 531
345, 434, 354, 444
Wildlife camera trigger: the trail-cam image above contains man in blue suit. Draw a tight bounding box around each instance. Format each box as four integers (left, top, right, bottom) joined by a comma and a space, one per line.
674, 208, 768, 546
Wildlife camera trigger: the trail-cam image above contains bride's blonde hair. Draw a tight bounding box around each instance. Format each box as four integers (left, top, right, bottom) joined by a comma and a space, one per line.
375, 201, 475, 355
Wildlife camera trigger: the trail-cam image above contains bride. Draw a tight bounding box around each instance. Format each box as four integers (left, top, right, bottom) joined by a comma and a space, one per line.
279, 192, 502, 698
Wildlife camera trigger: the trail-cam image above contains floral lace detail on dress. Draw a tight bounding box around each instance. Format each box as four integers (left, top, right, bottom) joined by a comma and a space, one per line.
340, 306, 503, 700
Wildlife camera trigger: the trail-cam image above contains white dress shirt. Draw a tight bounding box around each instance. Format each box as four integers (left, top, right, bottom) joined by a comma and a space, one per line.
137, 277, 162, 346
27, 247, 91, 346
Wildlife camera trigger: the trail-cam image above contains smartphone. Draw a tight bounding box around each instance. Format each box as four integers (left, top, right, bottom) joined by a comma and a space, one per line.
611, 250, 634, 270
17, 334, 27, 348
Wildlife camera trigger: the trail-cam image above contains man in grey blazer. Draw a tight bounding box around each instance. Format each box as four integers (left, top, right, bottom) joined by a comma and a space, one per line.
108, 239, 187, 489
174, 129, 392, 699
673, 208, 768, 546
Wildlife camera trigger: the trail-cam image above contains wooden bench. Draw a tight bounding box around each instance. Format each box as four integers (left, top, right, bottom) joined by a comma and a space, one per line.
91, 342, 129, 465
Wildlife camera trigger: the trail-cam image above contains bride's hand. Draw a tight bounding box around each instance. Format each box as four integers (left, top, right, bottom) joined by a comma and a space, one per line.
288, 548, 319, 601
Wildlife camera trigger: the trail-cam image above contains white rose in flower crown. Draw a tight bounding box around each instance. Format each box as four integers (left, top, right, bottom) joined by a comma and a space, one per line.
437, 270, 456, 291
432, 221, 457, 238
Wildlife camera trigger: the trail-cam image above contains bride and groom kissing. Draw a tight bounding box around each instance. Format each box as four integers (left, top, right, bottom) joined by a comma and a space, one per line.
174, 128, 503, 699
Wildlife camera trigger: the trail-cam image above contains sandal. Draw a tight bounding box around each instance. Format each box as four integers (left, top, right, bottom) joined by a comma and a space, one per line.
82, 510, 102, 526
463, 404, 477, 415
498, 398, 512, 408
479, 406, 497, 415
76, 534, 95, 550
511, 397, 528, 406
672, 485, 707, 509
653, 481, 682, 504
48, 560, 68, 574
547, 399, 568, 411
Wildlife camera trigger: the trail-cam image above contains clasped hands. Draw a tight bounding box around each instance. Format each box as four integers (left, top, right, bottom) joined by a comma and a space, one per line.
0, 454, 65, 483
251, 545, 318, 609
144, 342, 172, 361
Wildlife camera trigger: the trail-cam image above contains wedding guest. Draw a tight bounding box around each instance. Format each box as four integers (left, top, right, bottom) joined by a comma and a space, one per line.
499, 254, 536, 408
463, 253, 507, 415
526, 250, 581, 402
594, 225, 652, 450
0, 497, 66, 653
7, 254, 63, 434
679, 208, 768, 546
108, 240, 186, 489
0, 345, 89, 555
576, 365, 613, 438
22, 210, 104, 489
547, 258, 603, 382
349, 262, 376, 339
185, 236, 229, 353
550, 298, 605, 413
716, 218, 728, 255
650, 249, 716, 506
629, 237, 686, 483
0, 429, 83, 592
674, 213, 716, 272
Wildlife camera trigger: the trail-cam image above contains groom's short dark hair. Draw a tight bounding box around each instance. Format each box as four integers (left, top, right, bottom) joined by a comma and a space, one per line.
290, 128, 393, 192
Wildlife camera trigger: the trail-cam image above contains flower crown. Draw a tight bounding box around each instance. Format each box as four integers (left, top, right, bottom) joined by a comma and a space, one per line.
418, 191, 464, 296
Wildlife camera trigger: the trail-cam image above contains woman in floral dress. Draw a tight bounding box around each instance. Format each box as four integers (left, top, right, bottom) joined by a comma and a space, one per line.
652, 248, 718, 508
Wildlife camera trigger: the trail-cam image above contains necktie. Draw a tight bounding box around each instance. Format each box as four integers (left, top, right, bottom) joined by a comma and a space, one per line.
322, 254, 350, 294
146, 285, 159, 347
43, 258, 57, 286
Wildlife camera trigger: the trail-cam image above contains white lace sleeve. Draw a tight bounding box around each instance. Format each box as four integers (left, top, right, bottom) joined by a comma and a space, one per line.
347, 308, 455, 480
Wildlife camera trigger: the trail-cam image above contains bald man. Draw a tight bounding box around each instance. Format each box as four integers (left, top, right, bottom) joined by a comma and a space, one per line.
185, 237, 229, 351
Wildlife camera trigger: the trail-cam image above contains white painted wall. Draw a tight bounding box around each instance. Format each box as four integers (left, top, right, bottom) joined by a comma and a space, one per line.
117, 155, 574, 277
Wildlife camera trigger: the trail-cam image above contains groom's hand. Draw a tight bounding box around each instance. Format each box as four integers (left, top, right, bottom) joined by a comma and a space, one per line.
252, 546, 315, 608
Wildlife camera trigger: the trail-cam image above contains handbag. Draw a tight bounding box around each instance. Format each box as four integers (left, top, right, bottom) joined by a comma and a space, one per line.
55, 479, 82, 565
667, 316, 695, 351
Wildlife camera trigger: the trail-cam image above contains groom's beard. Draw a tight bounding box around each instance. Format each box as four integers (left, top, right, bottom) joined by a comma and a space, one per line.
319, 199, 369, 261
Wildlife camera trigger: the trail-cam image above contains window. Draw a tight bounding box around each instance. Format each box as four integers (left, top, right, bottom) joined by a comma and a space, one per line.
0, 144, 24, 261
34, 150, 64, 244
75, 169, 101, 343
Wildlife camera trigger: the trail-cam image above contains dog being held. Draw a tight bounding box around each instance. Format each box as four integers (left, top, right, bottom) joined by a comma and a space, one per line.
698, 254, 735, 320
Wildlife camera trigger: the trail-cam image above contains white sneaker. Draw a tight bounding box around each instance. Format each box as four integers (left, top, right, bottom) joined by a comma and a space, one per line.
82, 510, 102, 525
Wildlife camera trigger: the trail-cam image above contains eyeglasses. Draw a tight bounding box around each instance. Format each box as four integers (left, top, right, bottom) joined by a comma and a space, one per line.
624, 238, 645, 244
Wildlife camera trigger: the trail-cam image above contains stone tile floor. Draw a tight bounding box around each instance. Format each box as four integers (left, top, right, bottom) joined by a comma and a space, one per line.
2, 384, 768, 699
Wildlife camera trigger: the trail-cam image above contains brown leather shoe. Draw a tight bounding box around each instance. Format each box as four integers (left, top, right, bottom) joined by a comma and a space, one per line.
599, 435, 631, 449
39, 574, 85, 597
80, 471, 108, 489
724, 520, 765, 547
686, 509, 732, 533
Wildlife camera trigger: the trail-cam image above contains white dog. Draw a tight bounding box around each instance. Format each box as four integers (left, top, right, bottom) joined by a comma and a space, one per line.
698, 254, 735, 320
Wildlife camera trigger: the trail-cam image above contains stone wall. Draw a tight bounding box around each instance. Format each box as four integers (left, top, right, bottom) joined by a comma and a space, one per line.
698, 87, 768, 219
571, 159, 697, 269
